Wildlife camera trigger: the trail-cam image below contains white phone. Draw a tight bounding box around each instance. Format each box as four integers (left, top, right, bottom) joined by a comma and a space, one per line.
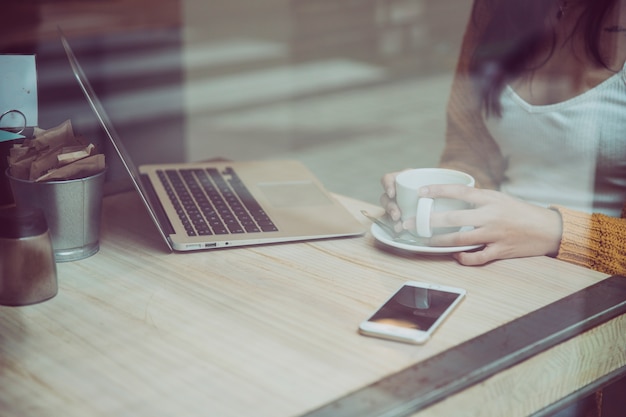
358, 281, 466, 344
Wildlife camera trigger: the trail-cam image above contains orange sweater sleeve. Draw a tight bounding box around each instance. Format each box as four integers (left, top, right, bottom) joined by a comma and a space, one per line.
552, 205, 626, 275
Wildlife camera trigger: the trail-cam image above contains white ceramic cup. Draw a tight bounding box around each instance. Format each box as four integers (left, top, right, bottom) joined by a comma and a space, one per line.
395, 168, 475, 238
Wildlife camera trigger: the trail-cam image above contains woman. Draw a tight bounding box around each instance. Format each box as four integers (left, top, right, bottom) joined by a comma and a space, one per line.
381, 0, 626, 276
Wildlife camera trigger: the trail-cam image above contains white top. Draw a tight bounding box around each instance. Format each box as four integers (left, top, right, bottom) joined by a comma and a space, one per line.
484, 64, 626, 217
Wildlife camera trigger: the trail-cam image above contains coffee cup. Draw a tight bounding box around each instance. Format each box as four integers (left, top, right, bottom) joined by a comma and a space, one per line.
395, 168, 475, 238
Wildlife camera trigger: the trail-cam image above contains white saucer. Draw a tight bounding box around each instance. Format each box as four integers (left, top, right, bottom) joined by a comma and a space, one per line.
370, 223, 483, 254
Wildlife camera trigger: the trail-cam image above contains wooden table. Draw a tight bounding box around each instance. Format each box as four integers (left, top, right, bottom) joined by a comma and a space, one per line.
1, 191, 625, 417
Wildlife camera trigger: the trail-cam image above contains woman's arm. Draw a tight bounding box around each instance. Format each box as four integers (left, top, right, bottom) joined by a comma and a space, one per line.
439, 0, 506, 190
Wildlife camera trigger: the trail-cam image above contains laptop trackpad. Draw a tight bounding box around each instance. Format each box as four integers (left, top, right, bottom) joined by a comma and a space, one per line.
258, 182, 332, 207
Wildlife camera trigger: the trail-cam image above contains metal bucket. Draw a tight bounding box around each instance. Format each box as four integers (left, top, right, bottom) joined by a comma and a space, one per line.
6, 169, 106, 262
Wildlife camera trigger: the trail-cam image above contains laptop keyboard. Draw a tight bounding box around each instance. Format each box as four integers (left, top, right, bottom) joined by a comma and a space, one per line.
157, 167, 278, 237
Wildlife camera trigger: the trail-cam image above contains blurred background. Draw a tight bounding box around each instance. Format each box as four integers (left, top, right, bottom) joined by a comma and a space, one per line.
1, 0, 471, 204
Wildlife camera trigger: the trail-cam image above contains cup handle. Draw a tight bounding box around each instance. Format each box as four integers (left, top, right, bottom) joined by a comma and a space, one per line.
416, 198, 434, 238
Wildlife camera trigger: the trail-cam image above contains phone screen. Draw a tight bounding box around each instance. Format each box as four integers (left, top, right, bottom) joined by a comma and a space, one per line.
366, 284, 462, 331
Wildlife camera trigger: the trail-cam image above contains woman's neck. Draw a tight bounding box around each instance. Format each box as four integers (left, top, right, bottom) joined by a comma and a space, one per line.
511, 1, 626, 105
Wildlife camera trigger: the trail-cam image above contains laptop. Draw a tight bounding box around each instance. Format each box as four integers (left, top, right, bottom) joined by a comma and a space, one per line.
60, 34, 365, 252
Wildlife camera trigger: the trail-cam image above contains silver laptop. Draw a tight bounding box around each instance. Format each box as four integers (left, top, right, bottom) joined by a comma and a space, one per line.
61, 34, 365, 252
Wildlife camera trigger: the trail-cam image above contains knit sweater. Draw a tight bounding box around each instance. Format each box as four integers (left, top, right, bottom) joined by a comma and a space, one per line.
440, 1, 626, 276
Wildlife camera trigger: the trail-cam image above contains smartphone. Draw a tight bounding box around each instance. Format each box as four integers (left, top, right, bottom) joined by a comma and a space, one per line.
358, 281, 466, 344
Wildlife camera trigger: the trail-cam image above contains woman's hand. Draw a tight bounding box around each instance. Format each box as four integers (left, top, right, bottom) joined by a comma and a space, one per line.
420, 184, 563, 265
380, 171, 405, 233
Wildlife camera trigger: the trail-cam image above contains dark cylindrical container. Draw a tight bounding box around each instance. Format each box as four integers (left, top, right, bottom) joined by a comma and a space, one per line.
0, 206, 58, 306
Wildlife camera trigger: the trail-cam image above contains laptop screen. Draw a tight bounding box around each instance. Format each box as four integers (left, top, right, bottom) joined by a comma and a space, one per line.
60, 32, 172, 249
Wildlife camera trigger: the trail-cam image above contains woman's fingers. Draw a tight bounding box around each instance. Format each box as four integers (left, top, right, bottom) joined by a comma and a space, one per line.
453, 246, 499, 266
380, 193, 402, 222
428, 208, 482, 230
380, 170, 409, 224
419, 184, 499, 206
380, 172, 400, 199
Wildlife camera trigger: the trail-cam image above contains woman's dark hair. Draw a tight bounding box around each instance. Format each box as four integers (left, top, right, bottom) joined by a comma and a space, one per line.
470, 0, 618, 117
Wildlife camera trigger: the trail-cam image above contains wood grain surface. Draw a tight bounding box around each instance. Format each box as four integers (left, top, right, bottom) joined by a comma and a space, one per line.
0, 191, 616, 417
